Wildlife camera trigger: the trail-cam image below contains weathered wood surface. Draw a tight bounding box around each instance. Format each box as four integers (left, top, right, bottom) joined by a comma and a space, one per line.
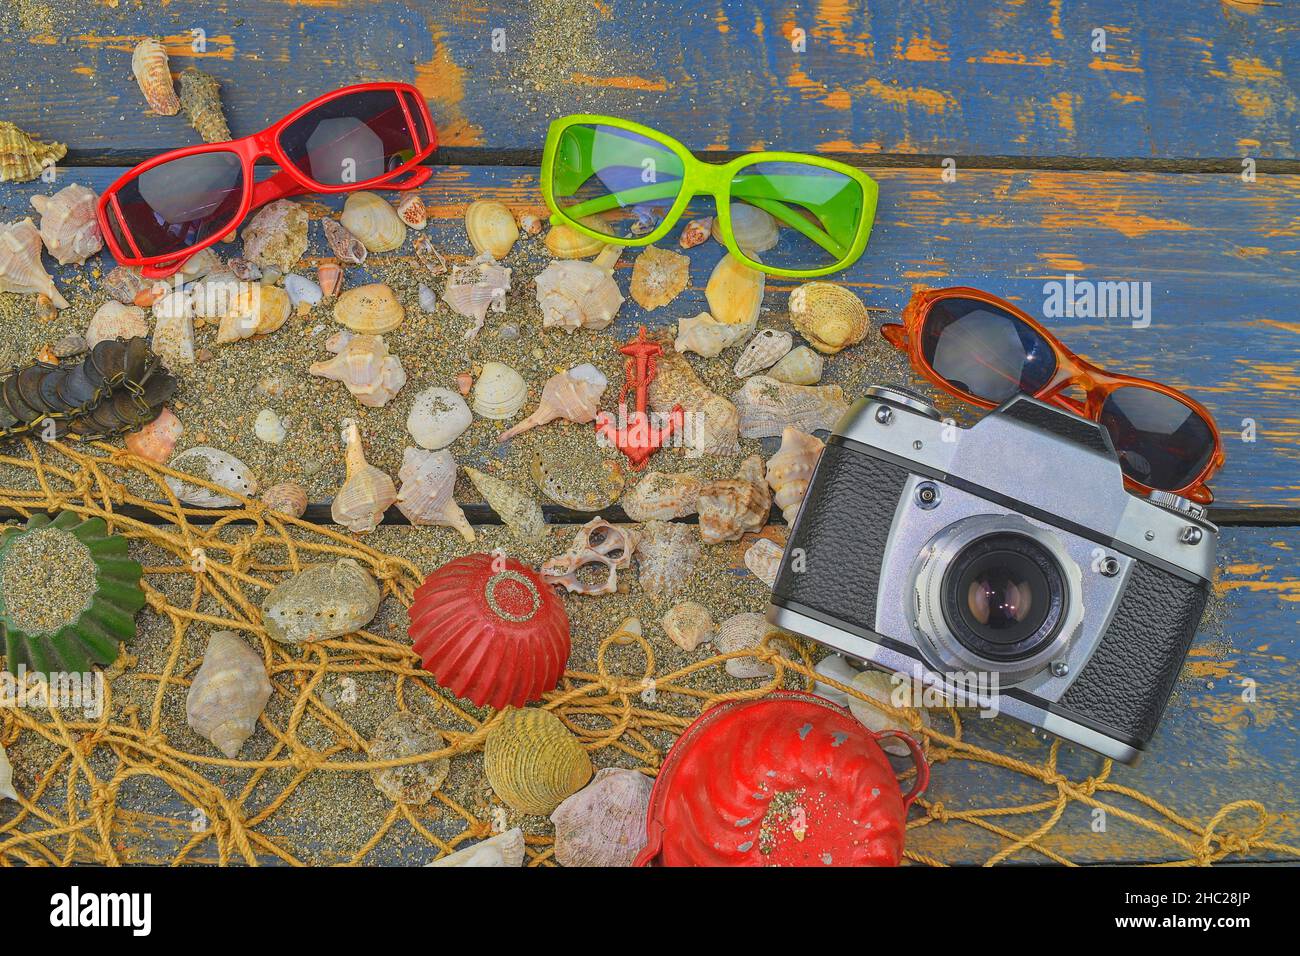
4, 0, 1300, 163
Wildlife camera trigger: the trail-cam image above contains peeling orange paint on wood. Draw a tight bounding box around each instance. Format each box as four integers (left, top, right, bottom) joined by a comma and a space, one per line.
969, 50, 1059, 67
862, 78, 953, 114
570, 73, 669, 92
895, 35, 949, 62
1089, 57, 1143, 74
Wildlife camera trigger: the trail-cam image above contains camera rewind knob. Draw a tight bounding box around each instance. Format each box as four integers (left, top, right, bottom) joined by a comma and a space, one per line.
1146, 489, 1207, 519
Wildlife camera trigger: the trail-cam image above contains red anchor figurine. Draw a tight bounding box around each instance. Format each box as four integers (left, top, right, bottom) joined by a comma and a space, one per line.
595, 325, 684, 470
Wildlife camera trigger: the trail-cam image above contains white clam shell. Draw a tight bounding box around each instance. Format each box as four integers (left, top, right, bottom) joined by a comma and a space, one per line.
715, 202, 779, 254
284, 273, 323, 308
427, 828, 525, 867
471, 361, 528, 420
340, 191, 407, 253
166, 447, 259, 507
407, 386, 473, 449
254, 409, 286, 444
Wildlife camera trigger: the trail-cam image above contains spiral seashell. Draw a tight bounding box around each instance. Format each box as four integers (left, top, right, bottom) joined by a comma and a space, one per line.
698, 455, 772, 544
396, 447, 474, 542
629, 244, 689, 311
544, 217, 609, 258
334, 283, 404, 333
705, 252, 765, 327
530, 446, 625, 512
464, 467, 546, 540
715, 612, 792, 679
483, 707, 593, 816
317, 262, 343, 299
261, 558, 381, 645
166, 446, 259, 507
734, 328, 794, 377
465, 200, 519, 259
634, 520, 701, 604
427, 828, 525, 867
177, 67, 231, 143
647, 347, 740, 456
261, 481, 308, 518
673, 311, 754, 358
846, 669, 932, 756
0, 121, 67, 184
678, 216, 713, 249
540, 518, 639, 596
733, 376, 849, 439
29, 183, 102, 265
768, 345, 824, 385
622, 470, 701, 522
322, 218, 367, 265
241, 199, 309, 271
743, 537, 784, 588
714, 202, 779, 254
789, 281, 870, 354
332, 420, 397, 534
662, 600, 716, 652
367, 711, 450, 805
186, 630, 272, 758
406, 386, 472, 449
124, 407, 182, 464
396, 193, 428, 230
309, 332, 406, 408
765, 426, 824, 523
0, 218, 68, 308
341, 191, 407, 254
535, 246, 623, 333
131, 38, 180, 115
0, 741, 16, 802
86, 301, 147, 348
214, 284, 292, 343
498, 364, 607, 442
442, 252, 511, 337
550, 767, 653, 867
471, 361, 527, 420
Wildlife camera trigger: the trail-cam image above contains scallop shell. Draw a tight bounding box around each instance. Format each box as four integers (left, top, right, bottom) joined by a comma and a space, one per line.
186, 630, 273, 758
743, 537, 784, 588
622, 471, 701, 522
498, 364, 608, 441
634, 520, 701, 604
261, 481, 309, 518
309, 332, 407, 407
30, 183, 102, 265
768, 345, 824, 385
662, 600, 716, 652
629, 244, 690, 310
535, 248, 624, 333
396, 447, 474, 542
332, 420, 397, 534
0, 218, 68, 308
705, 252, 765, 326
715, 612, 793, 678
466, 200, 519, 259
86, 301, 147, 348
697, 455, 771, 544
166, 446, 259, 507
131, 38, 180, 115
427, 828, 526, 867
789, 281, 870, 354
124, 407, 182, 463
766, 426, 824, 523
0, 121, 67, 184
214, 284, 292, 343
368, 711, 450, 805
406, 386, 472, 449
442, 252, 511, 337
0, 741, 16, 801
483, 707, 593, 816
530, 446, 625, 511
397, 193, 428, 230
647, 347, 740, 456
465, 467, 547, 540
322, 218, 367, 265
714, 202, 779, 254
471, 361, 528, 420
544, 217, 610, 258
678, 216, 713, 249
334, 283, 404, 333
254, 408, 286, 444
178, 67, 231, 143
673, 311, 754, 358
846, 669, 932, 756
732, 376, 849, 439
261, 558, 382, 644
340, 191, 407, 253
241, 199, 309, 271
550, 767, 653, 867
734, 328, 793, 377
151, 296, 196, 366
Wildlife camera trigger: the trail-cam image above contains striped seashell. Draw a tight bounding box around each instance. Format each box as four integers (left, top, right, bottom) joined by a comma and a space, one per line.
550, 767, 653, 867
186, 630, 272, 758
733, 328, 793, 377
715, 612, 792, 679
697, 455, 771, 545
483, 707, 593, 816
732, 376, 849, 439
743, 537, 783, 588
464, 467, 546, 540
131, 39, 180, 115
0, 121, 67, 184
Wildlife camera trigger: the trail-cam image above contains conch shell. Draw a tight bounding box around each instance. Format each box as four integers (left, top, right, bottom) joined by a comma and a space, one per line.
186, 630, 273, 758
471, 361, 527, 420
732, 376, 849, 439
697, 454, 771, 544
483, 707, 593, 816
341, 191, 407, 254
395, 447, 474, 542
621, 470, 701, 522
734, 328, 793, 377
465, 467, 546, 540
0, 121, 67, 183
442, 252, 511, 338
540, 518, 639, 596
334, 283, 404, 333
466, 200, 519, 259
765, 426, 824, 523
0, 219, 69, 308
166, 446, 259, 507
331, 420, 397, 534
647, 346, 740, 456
30, 183, 102, 265
498, 364, 607, 441
367, 712, 450, 805
131, 38, 180, 115
705, 252, 765, 326
629, 244, 689, 310
674, 311, 754, 358
535, 245, 623, 333
178, 67, 232, 143
241, 199, 309, 271
789, 281, 870, 354
550, 767, 653, 867
427, 828, 525, 867
309, 331, 407, 408
635, 520, 701, 604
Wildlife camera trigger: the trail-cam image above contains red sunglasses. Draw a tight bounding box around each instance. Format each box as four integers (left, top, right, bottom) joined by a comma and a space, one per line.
97, 82, 437, 279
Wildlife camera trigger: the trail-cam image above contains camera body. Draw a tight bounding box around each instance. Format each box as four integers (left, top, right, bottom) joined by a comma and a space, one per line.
767, 385, 1217, 763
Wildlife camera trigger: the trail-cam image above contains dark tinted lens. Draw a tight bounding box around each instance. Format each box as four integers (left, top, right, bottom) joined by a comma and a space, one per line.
112, 151, 244, 258
401, 90, 433, 147
921, 297, 1058, 403
1099, 385, 1214, 490
279, 89, 418, 186
943, 534, 1064, 662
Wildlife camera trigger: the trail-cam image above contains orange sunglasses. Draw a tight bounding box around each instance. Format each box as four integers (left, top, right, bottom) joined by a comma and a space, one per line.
883, 286, 1224, 504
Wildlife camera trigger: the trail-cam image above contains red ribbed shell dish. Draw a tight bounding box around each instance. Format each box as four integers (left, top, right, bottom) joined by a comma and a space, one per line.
635, 690, 928, 867
408, 553, 571, 709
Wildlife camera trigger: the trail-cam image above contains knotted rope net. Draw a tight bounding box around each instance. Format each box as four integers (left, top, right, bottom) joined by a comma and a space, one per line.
1, 438, 1296, 867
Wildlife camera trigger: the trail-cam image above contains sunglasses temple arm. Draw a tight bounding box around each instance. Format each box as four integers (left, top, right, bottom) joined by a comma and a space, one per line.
742, 195, 846, 258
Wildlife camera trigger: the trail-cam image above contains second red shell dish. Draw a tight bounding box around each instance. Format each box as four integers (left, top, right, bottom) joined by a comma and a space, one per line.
408, 553, 571, 709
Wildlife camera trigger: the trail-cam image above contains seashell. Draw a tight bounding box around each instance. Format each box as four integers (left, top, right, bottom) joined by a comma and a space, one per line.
471, 361, 528, 420
697, 455, 772, 544
455, 371, 473, 395
341, 191, 407, 254
418, 282, 437, 313
317, 262, 342, 299
622, 471, 701, 522
178, 67, 231, 143
52, 333, 87, 358
0, 741, 16, 801
518, 213, 543, 236
531, 443, 626, 512
846, 669, 932, 756
413, 233, 447, 275
332, 420, 397, 534
241, 199, 309, 271
227, 257, 261, 282
322, 218, 367, 265
367, 712, 450, 805
131, 38, 180, 115
214, 284, 292, 343
535, 246, 624, 333
406, 386, 472, 449
498, 364, 607, 441
465, 467, 546, 540
629, 244, 690, 310
254, 408, 286, 444
678, 216, 713, 249
86, 301, 147, 348
715, 612, 793, 678
396, 193, 428, 230
544, 217, 609, 258
766, 426, 824, 522
812, 653, 859, 708
705, 252, 765, 326
743, 537, 784, 588
662, 601, 716, 652
608, 617, 643, 646
180, 247, 224, 280
673, 311, 754, 358
261, 481, 308, 518
551, 767, 653, 867
396, 446, 474, 542
714, 202, 779, 254
284, 273, 323, 311
635, 520, 701, 604
186, 630, 273, 758
734, 328, 793, 377
465, 199, 519, 259
151, 296, 196, 366
309, 332, 406, 407
30, 183, 102, 265
483, 707, 593, 816
0, 218, 68, 308
334, 283, 404, 333
124, 407, 182, 463
442, 252, 511, 337
0, 121, 67, 184
647, 347, 741, 456
789, 281, 870, 354
166, 446, 259, 507
261, 558, 382, 645
732, 376, 850, 439
541, 518, 639, 596
103, 265, 149, 305
428, 828, 526, 867
768, 345, 824, 385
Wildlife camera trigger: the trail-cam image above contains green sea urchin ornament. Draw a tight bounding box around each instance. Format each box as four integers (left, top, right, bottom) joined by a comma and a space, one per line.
0, 511, 144, 675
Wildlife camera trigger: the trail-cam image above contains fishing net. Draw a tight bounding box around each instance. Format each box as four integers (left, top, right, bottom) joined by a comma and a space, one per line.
1, 438, 1296, 867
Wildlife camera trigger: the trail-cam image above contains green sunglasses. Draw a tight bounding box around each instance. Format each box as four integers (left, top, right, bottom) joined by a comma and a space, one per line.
540, 114, 878, 278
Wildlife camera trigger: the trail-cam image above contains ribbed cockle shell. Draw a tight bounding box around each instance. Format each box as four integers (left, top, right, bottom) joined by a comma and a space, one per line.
0, 121, 67, 184
483, 707, 593, 816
